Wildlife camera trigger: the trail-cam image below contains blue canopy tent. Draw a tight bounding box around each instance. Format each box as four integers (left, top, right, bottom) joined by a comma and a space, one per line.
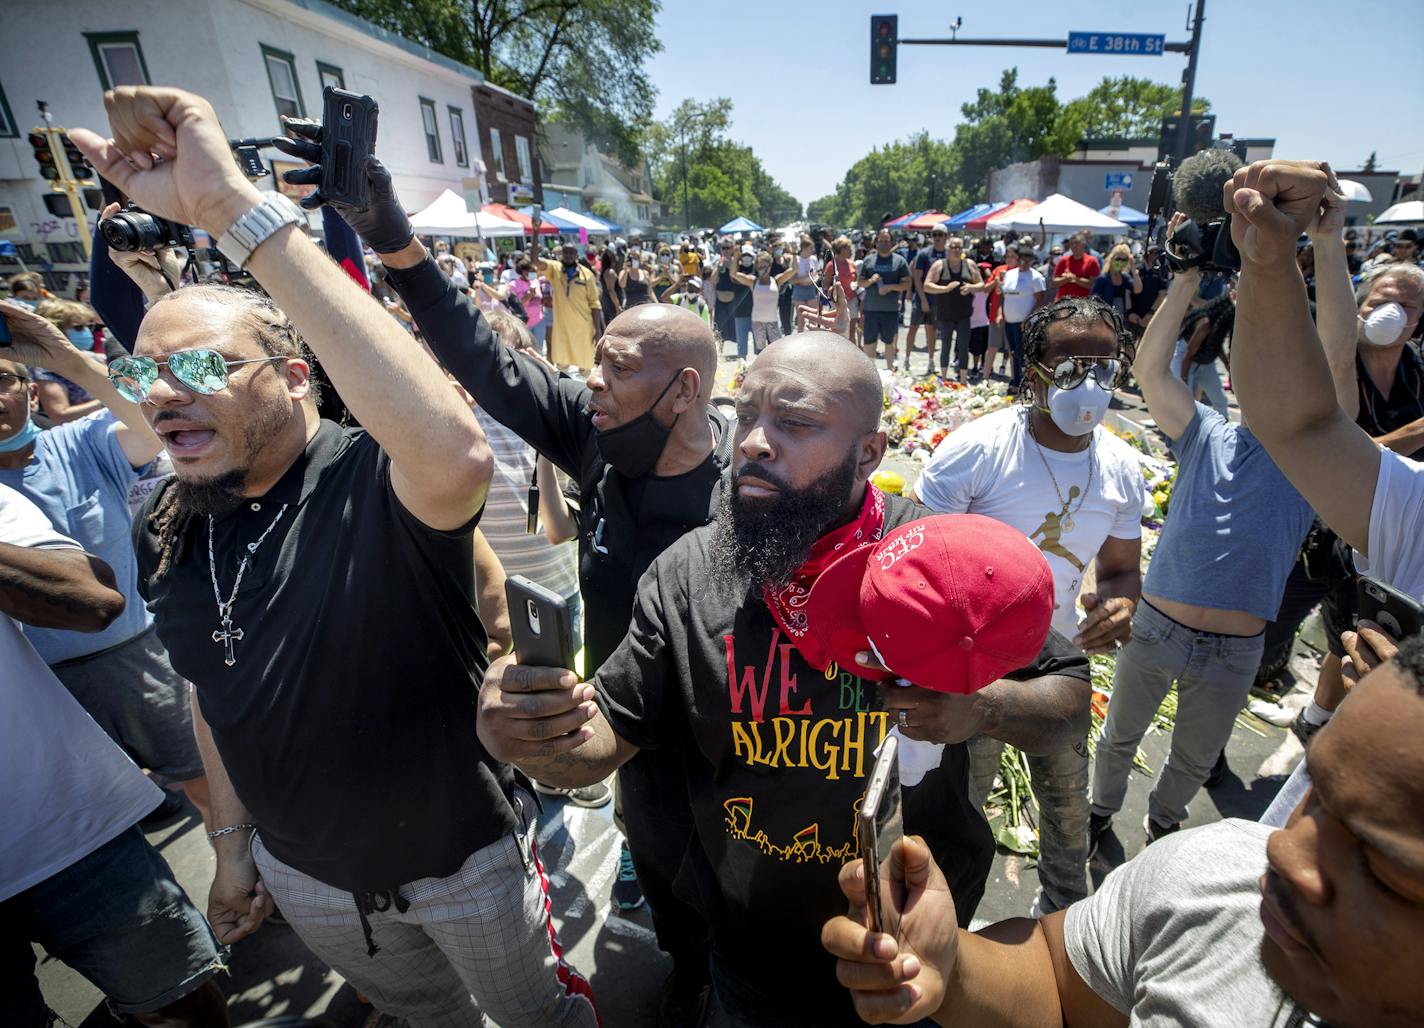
884, 210, 924, 228
1099, 204, 1148, 226
719, 216, 764, 234
584, 213, 623, 233
520, 207, 583, 232
939, 203, 986, 227
946, 201, 1007, 226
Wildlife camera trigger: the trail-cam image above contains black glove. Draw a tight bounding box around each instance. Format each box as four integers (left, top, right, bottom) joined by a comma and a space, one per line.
272, 119, 415, 254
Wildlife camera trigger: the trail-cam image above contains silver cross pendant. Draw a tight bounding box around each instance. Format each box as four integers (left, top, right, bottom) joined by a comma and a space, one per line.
213, 615, 245, 667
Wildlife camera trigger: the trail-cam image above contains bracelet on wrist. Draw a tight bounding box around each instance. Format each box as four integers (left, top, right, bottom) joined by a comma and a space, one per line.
207, 822, 256, 839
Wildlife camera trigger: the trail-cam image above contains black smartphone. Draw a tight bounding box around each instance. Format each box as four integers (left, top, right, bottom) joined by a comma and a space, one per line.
859, 734, 904, 940
506, 575, 576, 671
1357, 575, 1424, 642
320, 86, 379, 209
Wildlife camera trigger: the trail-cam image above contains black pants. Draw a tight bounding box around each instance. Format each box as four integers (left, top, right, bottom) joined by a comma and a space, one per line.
778, 286, 793, 335
936, 316, 973, 372
617, 749, 710, 989
1258, 560, 1327, 681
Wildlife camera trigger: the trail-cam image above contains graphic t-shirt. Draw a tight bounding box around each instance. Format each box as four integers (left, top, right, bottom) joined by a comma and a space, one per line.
1053, 252, 1101, 299
915, 406, 1145, 640
858, 252, 912, 312
1000, 266, 1046, 323
594, 492, 1089, 1026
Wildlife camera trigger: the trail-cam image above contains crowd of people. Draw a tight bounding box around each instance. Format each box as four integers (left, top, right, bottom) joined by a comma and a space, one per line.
3, 85, 1424, 1028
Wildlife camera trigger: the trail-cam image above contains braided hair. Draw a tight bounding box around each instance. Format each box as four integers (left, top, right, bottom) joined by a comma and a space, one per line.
1020, 295, 1135, 397
144, 286, 314, 579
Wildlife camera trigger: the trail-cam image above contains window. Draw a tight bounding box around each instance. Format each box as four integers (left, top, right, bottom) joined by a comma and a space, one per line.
0, 83, 15, 139
515, 135, 532, 182
419, 98, 442, 163
0, 205, 16, 233
489, 127, 505, 179
261, 46, 305, 124
448, 107, 468, 167
317, 62, 344, 91
86, 32, 151, 90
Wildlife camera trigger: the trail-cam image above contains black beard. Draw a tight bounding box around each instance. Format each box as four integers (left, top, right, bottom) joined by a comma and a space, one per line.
710, 453, 860, 592
169, 470, 247, 517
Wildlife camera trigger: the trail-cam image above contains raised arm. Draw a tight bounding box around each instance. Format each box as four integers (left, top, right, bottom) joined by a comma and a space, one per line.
1227, 159, 1380, 553
1308, 167, 1363, 417
728, 268, 756, 288
74, 87, 492, 531
1132, 241, 1201, 440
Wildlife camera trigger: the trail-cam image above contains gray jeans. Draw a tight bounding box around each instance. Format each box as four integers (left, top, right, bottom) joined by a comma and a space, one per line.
968, 734, 1090, 912
1091, 601, 1264, 827
1187, 360, 1229, 417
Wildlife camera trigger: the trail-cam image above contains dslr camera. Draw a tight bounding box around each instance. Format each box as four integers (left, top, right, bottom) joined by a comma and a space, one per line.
1146, 144, 1244, 274
101, 205, 195, 253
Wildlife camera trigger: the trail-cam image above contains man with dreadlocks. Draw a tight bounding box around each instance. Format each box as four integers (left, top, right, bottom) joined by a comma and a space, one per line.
910, 293, 1145, 915
70, 87, 598, 1026
1088, 212, 1319, 856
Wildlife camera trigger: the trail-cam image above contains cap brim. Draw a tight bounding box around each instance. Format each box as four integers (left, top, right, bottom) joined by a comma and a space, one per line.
804, 541, 894, 682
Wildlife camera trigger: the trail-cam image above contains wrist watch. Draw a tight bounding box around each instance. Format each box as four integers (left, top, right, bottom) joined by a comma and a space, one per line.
217, 193, 304, 268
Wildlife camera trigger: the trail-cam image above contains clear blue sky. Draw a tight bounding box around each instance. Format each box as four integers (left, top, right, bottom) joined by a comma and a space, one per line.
645, 0, 1424, 208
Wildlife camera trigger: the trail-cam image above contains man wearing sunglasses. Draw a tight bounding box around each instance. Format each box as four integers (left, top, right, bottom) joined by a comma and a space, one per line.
0, 302, 214, 828
70, 88, 598, 1026
912, 295, 1145, 916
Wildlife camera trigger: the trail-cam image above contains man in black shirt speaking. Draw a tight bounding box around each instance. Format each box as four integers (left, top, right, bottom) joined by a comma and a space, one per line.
74, 88, 597, 1026
477, 333, 1091, 1027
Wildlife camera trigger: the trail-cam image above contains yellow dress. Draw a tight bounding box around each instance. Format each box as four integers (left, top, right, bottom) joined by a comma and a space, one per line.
540, 258, 601, 369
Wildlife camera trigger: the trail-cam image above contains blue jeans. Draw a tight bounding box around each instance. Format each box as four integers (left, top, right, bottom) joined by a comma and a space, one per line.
529, 318, 548, 352
733, 315, 752, 359
1004, 320, 1027, 388
1092, 601, 1264, 827
1, 824, 225, 1025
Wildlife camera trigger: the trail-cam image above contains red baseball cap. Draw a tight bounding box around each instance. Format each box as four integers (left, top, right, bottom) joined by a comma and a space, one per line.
804, 514, 1053, 694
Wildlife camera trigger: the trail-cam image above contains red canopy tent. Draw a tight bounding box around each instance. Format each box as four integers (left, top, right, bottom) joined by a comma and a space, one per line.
905, 211, 948, 231
965, 198, 1036, 232
482, 202, 557, 235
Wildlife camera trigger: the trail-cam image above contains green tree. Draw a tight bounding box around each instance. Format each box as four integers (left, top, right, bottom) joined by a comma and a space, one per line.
1056, 76, 1210, 140
328, 0, 662, 165
805, 194, 841, 225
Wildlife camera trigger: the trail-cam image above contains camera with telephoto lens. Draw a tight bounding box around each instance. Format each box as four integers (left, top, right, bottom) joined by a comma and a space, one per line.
1146, 145, 1244, 274
101, 205, 195, 253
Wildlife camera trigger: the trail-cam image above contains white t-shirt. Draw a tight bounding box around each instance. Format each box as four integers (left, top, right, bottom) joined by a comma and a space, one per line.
0, 484, 162, 902
915, 406, 1145, 639
1355, 449, 1424, 600
1000, 267, 1046, 323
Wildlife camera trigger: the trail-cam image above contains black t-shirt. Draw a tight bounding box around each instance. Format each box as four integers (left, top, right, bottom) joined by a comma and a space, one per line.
1130, 267, 1167, 320
1356, 343, 1424, 457
135, 423, 518, 892
594, 492, 1089, 1026
386, 254, 732, 674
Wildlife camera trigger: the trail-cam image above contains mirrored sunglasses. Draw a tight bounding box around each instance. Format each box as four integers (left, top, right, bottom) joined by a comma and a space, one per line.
1036, 356, 1126, 391
108, 349, 285, 403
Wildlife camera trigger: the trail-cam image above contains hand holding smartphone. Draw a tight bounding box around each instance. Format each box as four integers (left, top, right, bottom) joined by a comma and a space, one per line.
505, 575, 576, 672
320, 86, 379, 209
1356, 576, 1424, 642
859, 735, 904, 940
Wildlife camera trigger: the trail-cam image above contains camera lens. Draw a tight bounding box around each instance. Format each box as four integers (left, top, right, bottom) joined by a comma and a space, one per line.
342, 103, 353, 120
101, 211, 164, 252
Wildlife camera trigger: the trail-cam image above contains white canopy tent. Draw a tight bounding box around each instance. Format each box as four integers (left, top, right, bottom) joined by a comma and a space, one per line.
1376, 200, 1424, 224
1337, 179, 1373, 202
543, 206, 612, 233
995, 193, 1127, 234
408, 190, 524, 237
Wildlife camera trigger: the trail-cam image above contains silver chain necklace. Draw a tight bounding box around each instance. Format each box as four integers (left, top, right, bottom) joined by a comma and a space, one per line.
207, 505, 289, 667
1026, 411, 1094, 535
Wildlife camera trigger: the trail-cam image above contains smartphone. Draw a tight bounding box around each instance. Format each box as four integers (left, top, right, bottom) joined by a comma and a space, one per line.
320, 86, 379, 209
506, 575, 576, 671
859, 734, 904, 940
1357, 575, 1424, 642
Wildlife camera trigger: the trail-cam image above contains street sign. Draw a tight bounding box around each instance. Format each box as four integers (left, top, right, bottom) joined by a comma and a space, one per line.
1067, 32, 1165, 55
1105, 172, 1134, 191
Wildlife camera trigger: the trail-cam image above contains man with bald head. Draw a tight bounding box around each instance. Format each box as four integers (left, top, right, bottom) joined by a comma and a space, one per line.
318, 145, 732, 1022
477, 331, 1092, 1027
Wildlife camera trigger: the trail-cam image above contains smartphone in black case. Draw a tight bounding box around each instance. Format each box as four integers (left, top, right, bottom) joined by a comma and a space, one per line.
320, 86, 379, 209
1357, 575, 1424, 642
506, 575, 576, 672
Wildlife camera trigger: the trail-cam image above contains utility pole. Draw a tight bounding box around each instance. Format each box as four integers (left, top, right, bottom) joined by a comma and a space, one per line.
30, 101, 94, 259
1173, 0, 1207, 162
679, 124, 691, 232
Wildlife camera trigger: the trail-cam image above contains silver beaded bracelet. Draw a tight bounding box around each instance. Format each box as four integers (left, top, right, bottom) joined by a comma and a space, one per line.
206, 822, 256, 839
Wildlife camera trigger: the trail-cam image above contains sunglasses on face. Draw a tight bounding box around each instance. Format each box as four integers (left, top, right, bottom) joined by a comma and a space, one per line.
0, 371, 30, 392
108, 349, 286, 403
1036, 356, 1127, 390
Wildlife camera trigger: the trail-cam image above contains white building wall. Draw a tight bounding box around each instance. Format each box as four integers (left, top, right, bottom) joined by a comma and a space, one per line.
0, 0, 486, 282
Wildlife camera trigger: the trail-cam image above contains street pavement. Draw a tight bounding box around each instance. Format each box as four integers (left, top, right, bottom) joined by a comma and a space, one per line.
39, 324, 1295, 1027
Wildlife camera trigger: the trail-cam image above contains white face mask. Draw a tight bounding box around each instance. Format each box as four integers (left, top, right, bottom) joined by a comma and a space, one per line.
1045, 377, 1112, 436
1362, 301, 1408, 347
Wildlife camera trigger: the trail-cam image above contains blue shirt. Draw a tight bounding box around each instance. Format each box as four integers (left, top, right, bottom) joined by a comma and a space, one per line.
1, 412, 149, 662
1143, 404, 1313, 620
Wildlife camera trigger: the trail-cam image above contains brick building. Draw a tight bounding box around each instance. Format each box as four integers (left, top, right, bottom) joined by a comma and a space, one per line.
471, 81, 542, 207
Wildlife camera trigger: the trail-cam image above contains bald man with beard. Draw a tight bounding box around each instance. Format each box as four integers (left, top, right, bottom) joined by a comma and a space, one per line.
325, 158, 732, 1020
477, 333, 1093, 1028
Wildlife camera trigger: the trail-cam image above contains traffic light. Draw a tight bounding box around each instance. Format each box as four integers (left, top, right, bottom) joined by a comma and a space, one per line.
870, 15, 897, 85
1157, 114, 1218, 162
29, 131, 59, 181
62, 133, 92, 181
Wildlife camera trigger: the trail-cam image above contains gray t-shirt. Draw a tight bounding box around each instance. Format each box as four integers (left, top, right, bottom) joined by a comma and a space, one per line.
859, 252, 911, 312
1065, 819, 1315, 1027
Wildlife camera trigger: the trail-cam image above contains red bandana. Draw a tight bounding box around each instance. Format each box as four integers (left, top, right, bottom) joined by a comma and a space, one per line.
763, 484, 886, 671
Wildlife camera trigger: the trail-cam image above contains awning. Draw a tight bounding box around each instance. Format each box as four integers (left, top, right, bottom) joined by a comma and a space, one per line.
483, 202, 557, 235
1000, 194, 1125, 234
943, 203, 995, 226
1098, 204, 1148, 226
408, 190, 524, 237
885, 210, 925, 228
719, 216, 764, 234
543, 206, 614, 232
905, 211, 948, 231
520, 206, 583, 232
968, 199, 1035, 231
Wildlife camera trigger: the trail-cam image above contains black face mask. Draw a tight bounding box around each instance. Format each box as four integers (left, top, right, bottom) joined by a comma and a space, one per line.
594, 370, 683, 478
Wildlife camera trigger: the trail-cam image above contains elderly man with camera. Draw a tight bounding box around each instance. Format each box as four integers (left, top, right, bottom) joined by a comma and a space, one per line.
69, 87, 598, 1027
